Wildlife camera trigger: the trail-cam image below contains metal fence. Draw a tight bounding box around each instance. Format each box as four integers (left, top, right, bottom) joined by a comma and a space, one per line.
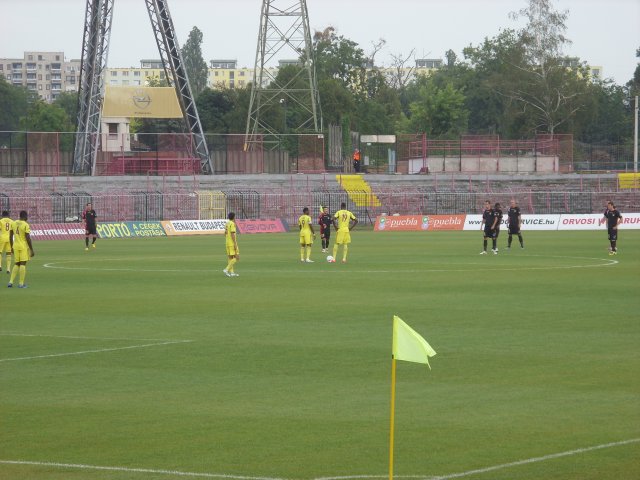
2, 131, 637, 176
3, 189, 637, 226
572, 142, 637, 172
0, 132, 326, 176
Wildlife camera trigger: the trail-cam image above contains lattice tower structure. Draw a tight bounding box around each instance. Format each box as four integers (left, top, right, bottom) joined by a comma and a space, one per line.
244, 0, 322, 151
73, 0, 212, 175
73, 0, 114, 175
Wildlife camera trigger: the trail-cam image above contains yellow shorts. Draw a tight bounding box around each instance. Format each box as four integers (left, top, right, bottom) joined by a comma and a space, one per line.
13, 248, 30, 263
226, 244, 239, 257
0, 241, 11, 254
336, 230, 351, 245
299, 231, 312, 245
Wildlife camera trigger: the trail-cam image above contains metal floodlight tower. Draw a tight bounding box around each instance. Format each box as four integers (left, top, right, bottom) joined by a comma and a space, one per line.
144, 0, 212, 173
244, 0, 322, 150
73, 0, 212, 175
73, 0, 114, 175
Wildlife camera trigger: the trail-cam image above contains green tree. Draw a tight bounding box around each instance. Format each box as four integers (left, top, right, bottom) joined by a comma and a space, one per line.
0, 76, 33, 131
317, 78, 354, 126
578, 81, 633, 143
406, 76, 468, 136
313, 27, 368, 96
196, 88, 235, 133
21, 100, 73, 132
53, 91, 78, 129
222, 87, 251, 133
508, 0, 591, 134
627, 47, 640, 98
181, 26, 208, 97
463, 29, 534, 136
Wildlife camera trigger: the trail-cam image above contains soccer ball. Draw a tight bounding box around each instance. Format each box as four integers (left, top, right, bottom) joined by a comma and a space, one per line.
326, 255, 334, 262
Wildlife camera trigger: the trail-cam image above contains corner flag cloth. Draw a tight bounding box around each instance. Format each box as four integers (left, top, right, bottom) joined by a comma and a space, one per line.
392, 316, 436, 368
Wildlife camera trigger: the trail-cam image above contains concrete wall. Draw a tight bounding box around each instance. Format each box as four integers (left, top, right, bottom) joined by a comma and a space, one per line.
408, 155, 558, 174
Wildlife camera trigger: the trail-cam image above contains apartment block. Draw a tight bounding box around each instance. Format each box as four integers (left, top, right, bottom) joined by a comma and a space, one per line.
104, 59, 274, 90
208, 59, 251, 89
0, 51, 81, 101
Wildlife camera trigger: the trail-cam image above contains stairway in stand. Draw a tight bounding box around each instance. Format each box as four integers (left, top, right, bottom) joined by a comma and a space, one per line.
336, 175, 382, 207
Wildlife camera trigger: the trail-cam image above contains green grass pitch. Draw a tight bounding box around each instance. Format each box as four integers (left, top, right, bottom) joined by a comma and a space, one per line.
1, 230, 638, 480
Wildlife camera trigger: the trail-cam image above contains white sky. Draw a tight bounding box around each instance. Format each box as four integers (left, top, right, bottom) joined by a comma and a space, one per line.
1, 0, 638, 85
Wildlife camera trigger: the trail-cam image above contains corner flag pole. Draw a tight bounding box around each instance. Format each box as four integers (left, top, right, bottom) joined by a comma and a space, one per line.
389, 315, 437, 480
389, 356, 397, 480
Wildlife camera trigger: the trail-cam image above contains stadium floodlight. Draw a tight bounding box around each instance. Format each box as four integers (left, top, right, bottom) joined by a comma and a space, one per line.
244, 0, 323, 151
73, 0, 212, 175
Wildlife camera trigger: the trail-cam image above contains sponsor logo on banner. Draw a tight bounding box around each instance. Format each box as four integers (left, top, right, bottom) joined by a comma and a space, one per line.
464, 215, 483, 230
97, 222, 166, 238
161, 219, 227, 236
374, 215, 422, 231
103, 86, 183, 118
558, 214, 605, 230
464, 214, 561, 231
376, 214, 466, 231
97, 223, 133, 238
427, 215, 466, 231
559, 213, 640, 230
236, 219, 288, 234
30, 224, 86, 240
127, 222, 166, 237
621, 213, 640, 228
518, 215, 561, 230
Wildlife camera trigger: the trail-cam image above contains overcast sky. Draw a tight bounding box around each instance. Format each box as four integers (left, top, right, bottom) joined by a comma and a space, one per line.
1, 0, 638, 85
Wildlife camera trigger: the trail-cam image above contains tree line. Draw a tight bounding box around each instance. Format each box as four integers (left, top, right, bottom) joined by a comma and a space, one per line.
1, 0, 638, 146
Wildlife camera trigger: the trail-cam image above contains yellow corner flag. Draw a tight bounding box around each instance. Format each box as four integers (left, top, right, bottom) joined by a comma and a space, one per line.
392, 316, 436, 368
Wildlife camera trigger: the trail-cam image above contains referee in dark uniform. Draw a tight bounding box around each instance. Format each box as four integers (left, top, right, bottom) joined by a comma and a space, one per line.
83, 202, 98, 251
318, 206, 332, 253
603, 201, 622, 255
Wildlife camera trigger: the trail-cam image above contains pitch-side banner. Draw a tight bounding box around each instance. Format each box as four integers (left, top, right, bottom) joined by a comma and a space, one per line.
374, 214, 466, 231
464, 214, 562, 231
30, 224, 86, 240
102, 86, 183, 118
558, 213, 640, 230
426, 215, 466, 231
236, 219, 289, 234
161, 219, 227, 236
97, 222, 167, 238
374, 215, 429, 231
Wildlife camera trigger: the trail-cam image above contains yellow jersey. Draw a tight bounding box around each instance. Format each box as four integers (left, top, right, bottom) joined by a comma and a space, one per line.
334, 209, 356, 232
11, 219, 31, 250
0, 217, 12, 242
298, 214, 312, 233
225, 220, 237, 246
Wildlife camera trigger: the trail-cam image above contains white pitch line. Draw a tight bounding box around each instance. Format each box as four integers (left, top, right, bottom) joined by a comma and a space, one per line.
0, 340, 192, 363
0, 460, 284, 480
0, 333, 181, 342
313, 438, 640, 480
42, 263, 193, 273
1, 438, 638, 480
429, 437, 640, 480
43, 257, 618, 274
